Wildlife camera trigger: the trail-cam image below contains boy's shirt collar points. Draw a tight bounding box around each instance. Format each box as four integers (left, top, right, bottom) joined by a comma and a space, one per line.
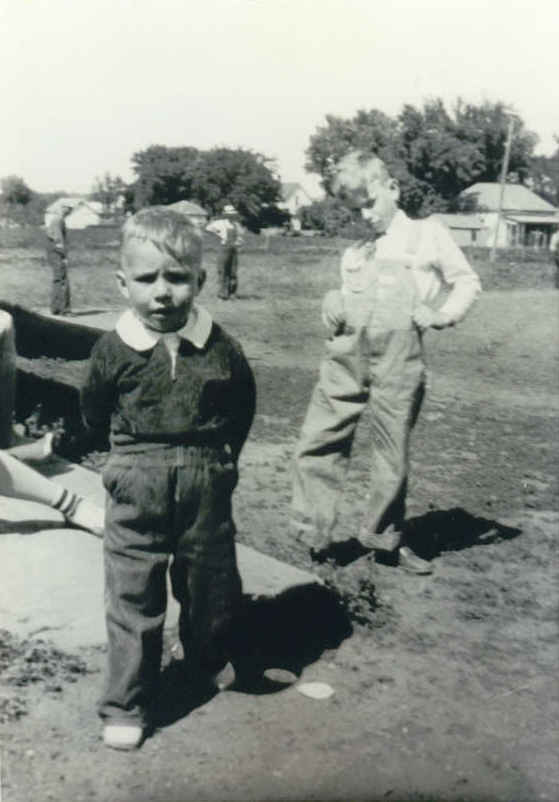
115, 304, 213, 352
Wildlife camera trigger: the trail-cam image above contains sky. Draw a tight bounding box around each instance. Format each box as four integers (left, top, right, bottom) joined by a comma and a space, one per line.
1, 0, 558, 198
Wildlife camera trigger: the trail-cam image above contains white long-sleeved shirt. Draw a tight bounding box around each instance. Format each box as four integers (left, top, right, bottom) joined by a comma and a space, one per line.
206, 218, 243, 247
340, 210, 481, 326
44, 214, 67, 252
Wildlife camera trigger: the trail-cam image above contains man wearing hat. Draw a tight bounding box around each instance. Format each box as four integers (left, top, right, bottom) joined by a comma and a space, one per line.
44, 199, 75, 315
206, 204, 244, 299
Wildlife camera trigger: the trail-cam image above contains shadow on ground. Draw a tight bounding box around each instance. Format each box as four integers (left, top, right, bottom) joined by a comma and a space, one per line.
0, 518, 67, 535
404, 507, 522, 559
155, 582, 352, 728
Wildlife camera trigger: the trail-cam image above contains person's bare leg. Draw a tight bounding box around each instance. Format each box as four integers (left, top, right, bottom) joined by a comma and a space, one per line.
7, 433, 55, 462
0, 311, 16, 449
0, 451, 104, 536
0, 450, 61, 505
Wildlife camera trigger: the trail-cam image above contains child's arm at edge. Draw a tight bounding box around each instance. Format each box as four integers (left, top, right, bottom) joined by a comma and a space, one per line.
80, 339, 116, 443
227, 345, 256, 463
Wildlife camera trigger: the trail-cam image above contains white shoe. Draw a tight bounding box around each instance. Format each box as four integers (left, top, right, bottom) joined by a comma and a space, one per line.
398, 546, 432, 575
66, 498, 104, 537
54, 490, 104, 537
8, 432, 55, 463
103, 724, 144, 751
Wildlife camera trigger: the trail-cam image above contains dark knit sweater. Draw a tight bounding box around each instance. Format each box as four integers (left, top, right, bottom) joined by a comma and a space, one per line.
81, 322, 255, 459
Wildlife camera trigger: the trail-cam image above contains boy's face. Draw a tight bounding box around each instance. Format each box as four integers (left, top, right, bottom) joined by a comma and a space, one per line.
359, 177, 400, 234
337, 171, 400, 235
117, 238, 200, 333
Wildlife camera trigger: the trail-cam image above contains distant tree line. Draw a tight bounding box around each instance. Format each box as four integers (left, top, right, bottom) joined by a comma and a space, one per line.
1, 99, 558, 236
303, 99, 559, 234
128, 146, 288, 232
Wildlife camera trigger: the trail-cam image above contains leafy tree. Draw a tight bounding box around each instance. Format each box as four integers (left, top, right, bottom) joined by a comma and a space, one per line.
454, 100, 538, 185
306, 110, 399, 193
305, 99, 539, 220
399, 100, 484, 208
1, 175, 33, 205
131, 145, 201, 209
190, 147, 283, 231
130, 145, 284, 231
527, 136, 559, 206
90, 172, 127, 215
299, 197, 371, 238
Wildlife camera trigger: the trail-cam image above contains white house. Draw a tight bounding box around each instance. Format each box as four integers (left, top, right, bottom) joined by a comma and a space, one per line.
279, 183, 313, 217
458, 183, 559, 248
66, 201, 104, 230
431, 213, 486, 247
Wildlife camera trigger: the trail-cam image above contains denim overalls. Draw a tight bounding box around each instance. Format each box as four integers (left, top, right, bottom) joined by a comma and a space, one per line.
292, 228, 425, 547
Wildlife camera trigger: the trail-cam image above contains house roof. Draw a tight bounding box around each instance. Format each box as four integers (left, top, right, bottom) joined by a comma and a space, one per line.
168, 200, 208, 217
45, 197, 84, 216
281, 182, 308, 201
505, 213, 559, 225
432, 213, 484, 230
69, 201, 103, 216
460, 182, 557, 213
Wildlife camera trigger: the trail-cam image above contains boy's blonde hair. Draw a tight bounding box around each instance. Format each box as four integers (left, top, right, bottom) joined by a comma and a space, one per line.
331, 150, 392, 196
121, 207, 202, 268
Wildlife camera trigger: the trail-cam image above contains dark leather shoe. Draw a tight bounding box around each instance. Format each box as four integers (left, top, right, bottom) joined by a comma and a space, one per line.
398, 546, 432, 575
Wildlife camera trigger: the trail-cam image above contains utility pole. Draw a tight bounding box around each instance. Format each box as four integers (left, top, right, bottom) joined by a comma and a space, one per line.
490, 117, 515, 262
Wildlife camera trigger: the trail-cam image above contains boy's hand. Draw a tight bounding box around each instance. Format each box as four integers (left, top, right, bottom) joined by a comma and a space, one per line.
413, 305, 451, 330
321, 289, 346, 335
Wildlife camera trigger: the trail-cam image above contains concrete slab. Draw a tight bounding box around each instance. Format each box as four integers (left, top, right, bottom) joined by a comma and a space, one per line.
1, 460, 319, 652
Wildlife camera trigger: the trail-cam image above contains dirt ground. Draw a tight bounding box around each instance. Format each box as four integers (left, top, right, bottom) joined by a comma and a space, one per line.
0, 233, 558, 802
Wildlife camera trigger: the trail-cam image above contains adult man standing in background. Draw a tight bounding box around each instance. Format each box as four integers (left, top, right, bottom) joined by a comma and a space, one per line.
206, 204, 243, 299
44, 199, 74, 315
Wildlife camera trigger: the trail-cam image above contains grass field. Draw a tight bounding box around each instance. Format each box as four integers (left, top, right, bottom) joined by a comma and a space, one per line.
1, 224, 558, 801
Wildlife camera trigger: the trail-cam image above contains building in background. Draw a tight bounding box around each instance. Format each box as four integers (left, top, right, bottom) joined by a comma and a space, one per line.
280, 183, 313, 216
66, 201, 103, 230
431, 213, 486, 247
458, 183, 559, 248
167, 200, 208, 230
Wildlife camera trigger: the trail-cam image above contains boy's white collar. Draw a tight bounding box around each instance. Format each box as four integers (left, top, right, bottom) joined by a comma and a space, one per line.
115, 305, 213, 351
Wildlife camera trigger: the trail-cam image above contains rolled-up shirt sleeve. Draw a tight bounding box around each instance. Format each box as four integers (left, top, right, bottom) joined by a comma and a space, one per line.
431, 220, 482, 325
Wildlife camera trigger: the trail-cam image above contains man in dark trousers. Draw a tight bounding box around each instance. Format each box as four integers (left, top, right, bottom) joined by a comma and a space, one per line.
206, 204, 243, 299
44, 199, 74, 315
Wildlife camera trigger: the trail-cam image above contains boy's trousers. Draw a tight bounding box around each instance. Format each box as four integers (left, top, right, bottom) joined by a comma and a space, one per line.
46, 242, 71, 315
0, 310, 16, 448
99, 444, 242, 726
292, 258, 425, 548
217, 245, 238, 299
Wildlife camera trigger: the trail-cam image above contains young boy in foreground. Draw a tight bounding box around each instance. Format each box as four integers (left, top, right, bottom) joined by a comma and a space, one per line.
81, 208, 255, 750
292, 151, 481, 574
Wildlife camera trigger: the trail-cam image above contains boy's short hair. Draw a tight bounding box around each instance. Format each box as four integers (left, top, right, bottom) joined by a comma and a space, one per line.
331, 150, 392, 196
121, 207, 202, 268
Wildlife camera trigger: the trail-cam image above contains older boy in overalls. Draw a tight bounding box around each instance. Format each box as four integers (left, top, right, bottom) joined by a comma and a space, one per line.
292, 151, 481, 574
